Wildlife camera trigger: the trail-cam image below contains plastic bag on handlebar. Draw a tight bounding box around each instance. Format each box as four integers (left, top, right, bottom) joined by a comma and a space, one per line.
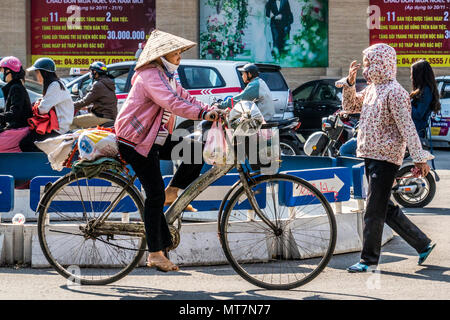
203, 121, 232, 166
228, 101, 264, 137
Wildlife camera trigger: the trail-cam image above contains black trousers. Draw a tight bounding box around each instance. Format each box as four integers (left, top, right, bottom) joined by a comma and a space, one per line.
19, 130, 59, 152
361, 158, 431, 265
118, 135, 204, 252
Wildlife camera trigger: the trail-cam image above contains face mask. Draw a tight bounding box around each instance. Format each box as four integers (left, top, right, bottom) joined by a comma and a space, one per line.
362, 67, 371, 82
2, 70, 10, 82
161, 56, 179, 74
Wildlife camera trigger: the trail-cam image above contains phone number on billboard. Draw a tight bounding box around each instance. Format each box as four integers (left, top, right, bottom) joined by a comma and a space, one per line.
63, 58, 134, 65
398, 56, 449, 66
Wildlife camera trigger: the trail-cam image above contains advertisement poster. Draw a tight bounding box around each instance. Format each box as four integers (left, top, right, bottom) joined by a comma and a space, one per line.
31, 0, 155, 68
199, 0, 329, 68
369, 0, 450, 67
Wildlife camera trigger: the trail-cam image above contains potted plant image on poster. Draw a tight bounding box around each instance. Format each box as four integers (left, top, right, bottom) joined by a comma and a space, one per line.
199, 0, 329, 68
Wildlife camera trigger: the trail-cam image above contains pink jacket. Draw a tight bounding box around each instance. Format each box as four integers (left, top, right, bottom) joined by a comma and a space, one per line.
115, 63, 212, 157
341, 43, 433, 166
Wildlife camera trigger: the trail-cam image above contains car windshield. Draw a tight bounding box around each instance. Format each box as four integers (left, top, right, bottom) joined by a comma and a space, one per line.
440, 82, 450, 99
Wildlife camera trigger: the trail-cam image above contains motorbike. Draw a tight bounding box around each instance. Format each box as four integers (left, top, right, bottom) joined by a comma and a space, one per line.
267, 117, 305, 156
209, 98, 306, 156
303, 113, 438, 208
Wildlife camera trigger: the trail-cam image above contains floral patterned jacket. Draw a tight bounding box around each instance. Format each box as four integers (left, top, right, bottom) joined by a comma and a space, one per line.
338, 43, 433, 166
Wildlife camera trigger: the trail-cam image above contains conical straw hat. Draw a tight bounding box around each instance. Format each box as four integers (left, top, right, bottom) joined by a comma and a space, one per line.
135, 29, 196, 71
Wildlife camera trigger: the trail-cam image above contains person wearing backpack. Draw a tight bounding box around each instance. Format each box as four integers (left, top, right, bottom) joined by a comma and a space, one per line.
20, 57, 74, 152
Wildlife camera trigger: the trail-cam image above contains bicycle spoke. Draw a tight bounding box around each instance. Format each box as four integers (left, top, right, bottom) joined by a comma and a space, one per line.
38, 172, 145, 285
220, 174, 336, 290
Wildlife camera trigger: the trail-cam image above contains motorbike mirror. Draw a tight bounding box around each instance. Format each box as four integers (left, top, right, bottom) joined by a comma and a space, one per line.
71, 83, 79, 95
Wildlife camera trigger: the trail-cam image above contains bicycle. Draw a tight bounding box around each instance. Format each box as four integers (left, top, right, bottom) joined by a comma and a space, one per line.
36, 120, 337, 290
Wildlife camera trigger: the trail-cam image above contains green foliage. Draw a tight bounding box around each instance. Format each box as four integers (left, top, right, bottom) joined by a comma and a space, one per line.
200, 0, 249, 60
280, 0, 329, 67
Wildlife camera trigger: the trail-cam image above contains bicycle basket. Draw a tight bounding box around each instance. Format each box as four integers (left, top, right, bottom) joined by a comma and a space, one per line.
232, 125, 280, 175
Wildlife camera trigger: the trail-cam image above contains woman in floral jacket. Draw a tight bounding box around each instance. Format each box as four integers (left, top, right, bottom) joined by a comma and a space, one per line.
337, 43, 436, 272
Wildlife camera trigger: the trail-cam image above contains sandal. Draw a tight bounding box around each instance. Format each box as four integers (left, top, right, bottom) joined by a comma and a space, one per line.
147, 258, 179, 272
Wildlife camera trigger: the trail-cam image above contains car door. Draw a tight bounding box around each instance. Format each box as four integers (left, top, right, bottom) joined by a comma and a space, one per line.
308, 82, 342, 124
293, 81, 319, 132
294, 81, 341, 135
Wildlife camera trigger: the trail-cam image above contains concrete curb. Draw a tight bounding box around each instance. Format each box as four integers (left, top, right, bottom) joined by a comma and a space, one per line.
0, 211, 393, 268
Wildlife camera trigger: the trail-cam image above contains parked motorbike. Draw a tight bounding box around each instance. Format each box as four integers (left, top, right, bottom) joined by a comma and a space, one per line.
267, 117, 305, 156
303, 113, 437, 208
209, 98, 306, 156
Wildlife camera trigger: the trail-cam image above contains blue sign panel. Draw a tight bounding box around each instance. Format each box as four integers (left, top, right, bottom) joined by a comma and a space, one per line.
163, 173, 266, 212
0, 175, 14, 212
280, 167, 352, 206
351, 163, 367, 200
30, 176, 141, 213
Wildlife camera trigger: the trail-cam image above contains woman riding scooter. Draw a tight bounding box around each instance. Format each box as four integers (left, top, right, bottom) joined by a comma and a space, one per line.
0, 56, 33, 152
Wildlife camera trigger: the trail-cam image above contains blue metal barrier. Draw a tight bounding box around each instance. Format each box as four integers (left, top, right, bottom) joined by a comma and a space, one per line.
29, 176, 142, 212
163, 174, 266, 212
0, 175, 14, 212
0, 153, 70, 181
0, 153, 174, 182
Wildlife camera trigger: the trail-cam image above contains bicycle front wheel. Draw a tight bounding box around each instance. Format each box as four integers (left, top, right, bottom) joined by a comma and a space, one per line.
219, 174, 336, 290
37, 171, 146, 285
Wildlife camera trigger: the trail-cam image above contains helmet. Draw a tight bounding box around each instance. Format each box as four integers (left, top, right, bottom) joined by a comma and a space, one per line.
237, 63, 259, 78
27, 57, 56, 73
0, 56, 22, 73
303, 132, 329, 156
89, 61, 108, 74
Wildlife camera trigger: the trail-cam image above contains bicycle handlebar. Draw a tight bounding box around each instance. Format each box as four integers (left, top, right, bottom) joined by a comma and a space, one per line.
261, 123, 279, 129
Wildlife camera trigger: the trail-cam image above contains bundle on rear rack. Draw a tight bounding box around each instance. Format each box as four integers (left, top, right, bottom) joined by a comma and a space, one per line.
35, 126, 128, 177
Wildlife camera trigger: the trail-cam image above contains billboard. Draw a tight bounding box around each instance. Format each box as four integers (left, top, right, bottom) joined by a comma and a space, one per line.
199, 0, 329, 68
369, 0, 450, 67
30, 0, 155, 68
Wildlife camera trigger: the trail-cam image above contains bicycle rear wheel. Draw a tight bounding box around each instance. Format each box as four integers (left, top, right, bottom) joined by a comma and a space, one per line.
219, 174, 336, 290
37, 171, 146, 285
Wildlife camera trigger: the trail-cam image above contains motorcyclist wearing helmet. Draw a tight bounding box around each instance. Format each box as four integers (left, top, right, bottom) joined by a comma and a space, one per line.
0, 56, 33, 152
71, 61, 118, 129
218, 63, 275, 121
20, 57, 74, 152
0, 56, 32, 133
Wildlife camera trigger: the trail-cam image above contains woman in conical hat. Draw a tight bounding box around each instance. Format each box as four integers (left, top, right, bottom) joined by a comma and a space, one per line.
115, 30, 221, 272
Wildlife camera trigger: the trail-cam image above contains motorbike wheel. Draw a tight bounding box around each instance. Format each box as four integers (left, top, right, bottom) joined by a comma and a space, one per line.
392, 165, 436, 208
280, 139, 304, 156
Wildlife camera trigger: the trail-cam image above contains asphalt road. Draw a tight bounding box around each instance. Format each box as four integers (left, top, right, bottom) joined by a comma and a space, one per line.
0, 148, 449, 301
